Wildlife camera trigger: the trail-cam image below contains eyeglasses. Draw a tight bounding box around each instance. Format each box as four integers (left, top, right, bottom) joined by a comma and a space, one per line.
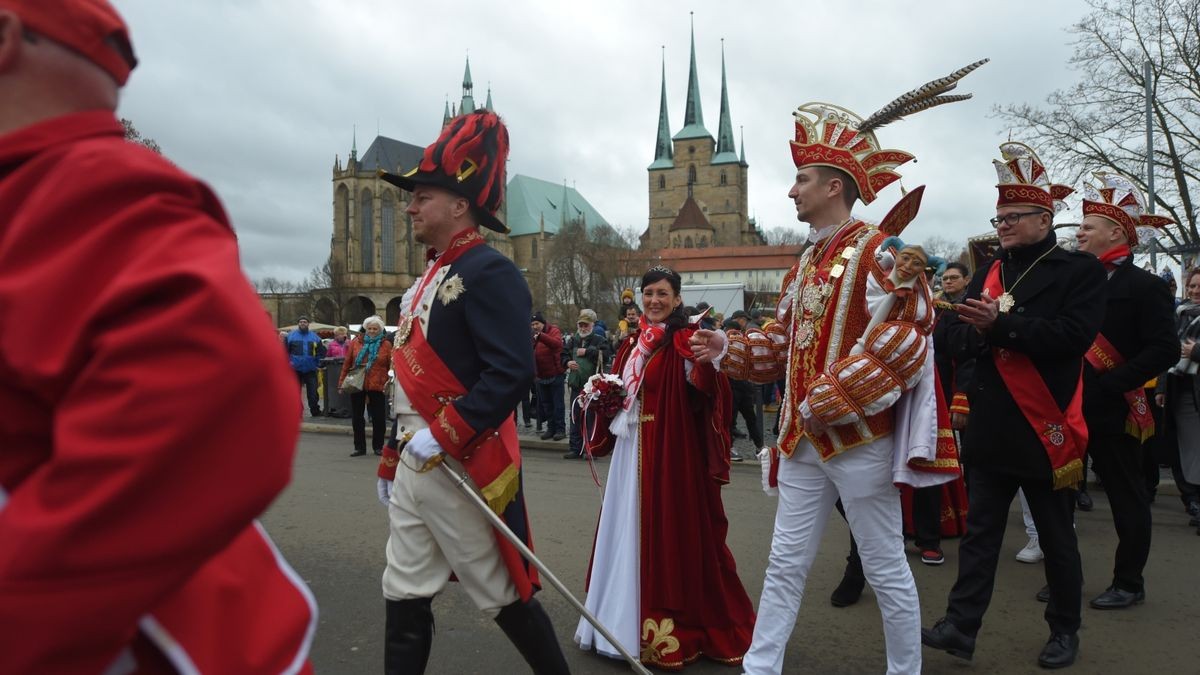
989, 211, 1045, 228
578, 322, 592, 327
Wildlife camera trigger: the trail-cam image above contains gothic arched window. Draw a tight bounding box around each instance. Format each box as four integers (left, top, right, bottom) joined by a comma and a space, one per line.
360, 188, 374, 272
658, 175, 666, 190
688, 165, 697, 185
720, 170, 727, 186
684, 236, 694, 248
381, 195, 396, 273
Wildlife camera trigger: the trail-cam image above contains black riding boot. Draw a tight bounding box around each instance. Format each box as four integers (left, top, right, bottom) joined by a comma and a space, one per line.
384, 598, 434, 675
494, 597, 571, 674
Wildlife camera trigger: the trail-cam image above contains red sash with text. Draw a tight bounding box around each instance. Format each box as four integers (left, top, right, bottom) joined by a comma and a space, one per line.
392, 319, 522, 516
983, 261, 1087, 489
1085, 333, 1155, 442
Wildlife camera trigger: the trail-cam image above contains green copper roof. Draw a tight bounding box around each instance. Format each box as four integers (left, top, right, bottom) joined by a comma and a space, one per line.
673, 14, 712, 141
506, 175, 611, 237
712, 40, 739, 165
649, 52, 674, 170
460, 56, 476, 113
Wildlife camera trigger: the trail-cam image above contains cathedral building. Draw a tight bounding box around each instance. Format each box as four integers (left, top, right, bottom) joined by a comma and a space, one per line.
308, 58, 608, 327
642, 26, 764, 251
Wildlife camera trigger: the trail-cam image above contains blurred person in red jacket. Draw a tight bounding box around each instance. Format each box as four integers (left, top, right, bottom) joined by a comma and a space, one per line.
532, 311, 566, 440
0, 2, 316, 672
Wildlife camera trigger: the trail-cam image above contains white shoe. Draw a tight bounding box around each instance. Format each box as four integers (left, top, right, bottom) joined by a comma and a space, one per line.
1016, 537, 1043, 563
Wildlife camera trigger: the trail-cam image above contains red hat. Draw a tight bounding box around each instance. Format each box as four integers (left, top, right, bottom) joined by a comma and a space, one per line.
0, 0, 137, 85
993, 142, 1073, 213
379, 110, 510, 233
1081, 170, 1174, 246
790, 59, 988, 205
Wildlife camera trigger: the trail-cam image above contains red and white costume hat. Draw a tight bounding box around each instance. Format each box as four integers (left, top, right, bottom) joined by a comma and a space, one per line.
1081, 170, 1174, 246
993, 141, 1074, 213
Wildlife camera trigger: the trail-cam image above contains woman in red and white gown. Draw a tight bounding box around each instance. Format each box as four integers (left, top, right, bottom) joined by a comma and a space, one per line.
575, 266, 755, 670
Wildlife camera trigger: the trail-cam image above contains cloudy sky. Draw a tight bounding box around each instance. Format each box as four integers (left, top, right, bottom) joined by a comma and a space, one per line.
113, 0, 1095, 282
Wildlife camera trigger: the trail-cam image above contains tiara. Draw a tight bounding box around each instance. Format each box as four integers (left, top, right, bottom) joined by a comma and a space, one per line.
648, 264, 677, 276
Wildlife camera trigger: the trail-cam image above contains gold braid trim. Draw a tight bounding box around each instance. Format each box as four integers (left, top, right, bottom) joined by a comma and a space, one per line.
1052, 458, 1084, 491
479, 462, 520, 515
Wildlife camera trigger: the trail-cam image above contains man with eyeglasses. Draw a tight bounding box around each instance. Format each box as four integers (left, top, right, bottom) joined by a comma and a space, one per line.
923, 142, 1106, 670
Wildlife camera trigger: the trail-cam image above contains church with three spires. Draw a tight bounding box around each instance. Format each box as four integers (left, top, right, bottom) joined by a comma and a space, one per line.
642, 22, 764, 251
279, 22, 776, 328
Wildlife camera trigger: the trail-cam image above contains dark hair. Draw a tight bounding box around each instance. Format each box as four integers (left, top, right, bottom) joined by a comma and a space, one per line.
815, 166, 859, 209
942, 262, 969, 278
641, 266, 687, 331
1187, 267, 1200, 286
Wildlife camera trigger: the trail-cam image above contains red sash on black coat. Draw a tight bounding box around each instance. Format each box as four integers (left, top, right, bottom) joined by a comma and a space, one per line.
1084, 333, 1155, 442
983, 261, 1087, 489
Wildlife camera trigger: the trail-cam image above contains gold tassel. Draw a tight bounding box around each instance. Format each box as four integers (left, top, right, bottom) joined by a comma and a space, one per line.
480, 463, 521, 515
1052, 458, 1084, 491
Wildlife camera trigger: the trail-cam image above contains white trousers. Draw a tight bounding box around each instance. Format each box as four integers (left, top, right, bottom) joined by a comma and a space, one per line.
1018, 488, 1039, 538
743, 437, 921, 675
382, 452, 518, 617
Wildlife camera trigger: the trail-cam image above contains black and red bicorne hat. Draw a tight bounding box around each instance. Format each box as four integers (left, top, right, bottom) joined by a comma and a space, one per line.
379, 109, 510, 233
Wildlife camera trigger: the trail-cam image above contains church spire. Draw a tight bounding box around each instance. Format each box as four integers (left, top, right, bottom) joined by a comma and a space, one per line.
460, 55, 476, 112
560, 180, 572, 228
350, 124, 357, 162
674, 12, 711, 141
442, 95, 452, 127
485, 82, 494, 111
712, 39, 739, 164
739, 125, 748, 166
649, 47, 674, 170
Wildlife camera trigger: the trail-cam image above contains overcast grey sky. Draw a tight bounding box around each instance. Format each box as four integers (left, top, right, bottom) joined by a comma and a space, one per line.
112, 0, 1094, 282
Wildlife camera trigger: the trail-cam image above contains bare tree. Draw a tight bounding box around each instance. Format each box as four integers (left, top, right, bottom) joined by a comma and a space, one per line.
120, 118, 162, 154
541, 221, 653, 324
996, 0, 1200, 251
920, 234, 967, 263
763, 226, 807, 246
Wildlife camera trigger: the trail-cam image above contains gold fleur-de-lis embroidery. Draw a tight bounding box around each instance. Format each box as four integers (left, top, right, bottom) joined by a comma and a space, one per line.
437, 274, 466, 305
640, 618, 680, 664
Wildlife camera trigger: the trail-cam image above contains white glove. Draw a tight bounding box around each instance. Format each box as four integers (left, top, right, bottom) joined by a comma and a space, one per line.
758, 447, 778, 497
406, 428, 444, 465
377, 477, 393, 506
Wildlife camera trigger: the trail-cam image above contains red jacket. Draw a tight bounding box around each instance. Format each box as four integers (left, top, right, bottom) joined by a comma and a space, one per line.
339, 337, 394, 392
533, 323, 565, 379
0, 112, 315, 673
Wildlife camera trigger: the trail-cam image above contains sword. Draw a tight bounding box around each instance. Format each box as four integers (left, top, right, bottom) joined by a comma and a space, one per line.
436, 461, 651, 675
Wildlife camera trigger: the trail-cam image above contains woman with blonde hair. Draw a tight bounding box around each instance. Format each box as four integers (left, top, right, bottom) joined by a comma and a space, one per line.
340, 316, 392, 457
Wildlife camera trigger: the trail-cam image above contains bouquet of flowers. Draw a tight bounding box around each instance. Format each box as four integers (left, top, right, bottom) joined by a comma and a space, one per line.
579, 373, 627, 418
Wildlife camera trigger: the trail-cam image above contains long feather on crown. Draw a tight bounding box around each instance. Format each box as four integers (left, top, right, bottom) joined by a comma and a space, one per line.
858, 59, 990, 133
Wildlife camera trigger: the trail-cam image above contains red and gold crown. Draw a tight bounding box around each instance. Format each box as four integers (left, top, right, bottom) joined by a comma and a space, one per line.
790, 104, 913, 205
790, 59, 988, 205
1081, 170, 1174, 245
380, 110, 509, 232
993, 142, 1074, 213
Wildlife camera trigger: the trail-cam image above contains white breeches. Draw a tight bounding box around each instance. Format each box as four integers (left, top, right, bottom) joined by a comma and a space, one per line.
743, 436, 921, 675
382, 452, 517, 617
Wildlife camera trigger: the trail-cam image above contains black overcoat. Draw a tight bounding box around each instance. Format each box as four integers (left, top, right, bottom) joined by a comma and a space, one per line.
949, 234, 1107, 480
1081, 258, 1178, 436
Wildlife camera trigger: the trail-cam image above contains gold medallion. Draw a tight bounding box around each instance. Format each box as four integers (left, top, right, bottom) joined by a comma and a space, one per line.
841, 246, 856, 260
395, 315, 414, 345
998, 293, 1015, 314
829, 264, 845, 279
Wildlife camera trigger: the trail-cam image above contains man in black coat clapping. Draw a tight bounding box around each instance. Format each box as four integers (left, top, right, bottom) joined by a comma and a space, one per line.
923, 143, 1106, 670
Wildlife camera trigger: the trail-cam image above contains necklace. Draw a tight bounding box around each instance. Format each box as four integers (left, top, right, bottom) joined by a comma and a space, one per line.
998, 244, 1057, 313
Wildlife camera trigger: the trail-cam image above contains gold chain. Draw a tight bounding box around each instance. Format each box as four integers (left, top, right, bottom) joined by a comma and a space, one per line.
1000, 244, 1057, 296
